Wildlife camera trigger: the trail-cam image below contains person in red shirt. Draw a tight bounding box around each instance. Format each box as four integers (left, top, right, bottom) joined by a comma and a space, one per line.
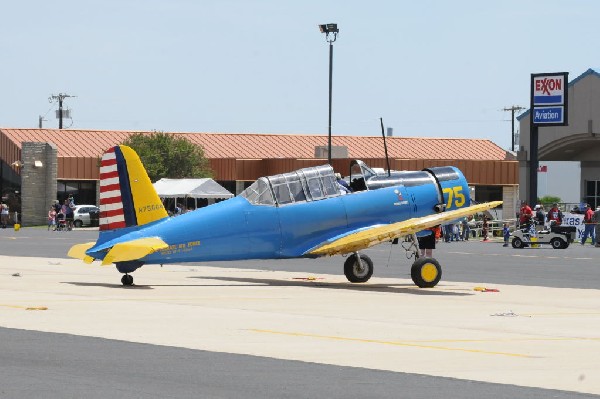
546, 203, 563, 227
581, 203, 596, 245
519, 201, 533, 229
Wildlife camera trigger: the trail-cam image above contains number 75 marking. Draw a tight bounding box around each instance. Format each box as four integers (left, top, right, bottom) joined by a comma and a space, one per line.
443, 186, 466, 208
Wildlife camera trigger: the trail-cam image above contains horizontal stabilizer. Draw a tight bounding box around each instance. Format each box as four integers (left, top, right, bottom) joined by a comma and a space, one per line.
309, 201, 503, 256
101, 237, 169, 266
68, 242, 96, 260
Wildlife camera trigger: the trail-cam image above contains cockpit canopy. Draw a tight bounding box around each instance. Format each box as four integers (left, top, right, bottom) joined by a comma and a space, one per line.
240, 165, 340, 206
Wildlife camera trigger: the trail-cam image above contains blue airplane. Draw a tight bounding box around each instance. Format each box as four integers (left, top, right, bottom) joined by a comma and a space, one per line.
68, 145, 501, 287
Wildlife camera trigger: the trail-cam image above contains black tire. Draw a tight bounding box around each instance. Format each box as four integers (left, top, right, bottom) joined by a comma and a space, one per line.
512, 237, 524, 249
343, 254, 373, 283
121, 274, 134, 286
73, 220, 83, 228
550, 237, 566, 249
411, 257, 442, 288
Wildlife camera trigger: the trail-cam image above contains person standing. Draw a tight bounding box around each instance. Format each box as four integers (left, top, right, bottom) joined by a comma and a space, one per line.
461, 216, 470, 241
534, 204, 545, 227
0, 202, 9, 228
594, 206, 600, 248
502, 222, 510, 247
519, 201, 533, 230
47, 206, 57, 231
452, 223, 460, 241
482, 217, 489, 241
416, 225, 440, 258
581, 203, 596, 245
62, 199, 74, 231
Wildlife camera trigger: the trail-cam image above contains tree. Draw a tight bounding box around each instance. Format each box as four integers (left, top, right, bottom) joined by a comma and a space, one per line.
538, 195, 561, 204
122, 132, 212, 182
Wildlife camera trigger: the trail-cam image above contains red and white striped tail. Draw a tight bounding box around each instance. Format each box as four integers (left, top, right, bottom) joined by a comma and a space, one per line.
99, 148, 127, 231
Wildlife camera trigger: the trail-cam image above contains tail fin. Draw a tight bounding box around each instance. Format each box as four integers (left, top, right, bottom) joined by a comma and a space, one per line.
99, 145, 168, 231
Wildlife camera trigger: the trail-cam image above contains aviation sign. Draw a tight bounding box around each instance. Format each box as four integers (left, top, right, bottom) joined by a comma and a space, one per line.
530, 72, 568, 126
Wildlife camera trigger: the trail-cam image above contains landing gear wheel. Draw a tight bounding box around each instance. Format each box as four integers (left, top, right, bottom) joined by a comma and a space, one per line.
550, 237, 566, 249
411, 257, 442, 288
343, 254, 373, 283
121, 274, 134, 286
512, 237, 524, 249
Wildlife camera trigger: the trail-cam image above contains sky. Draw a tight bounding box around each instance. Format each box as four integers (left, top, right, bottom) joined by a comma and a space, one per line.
1, 0, 599, 151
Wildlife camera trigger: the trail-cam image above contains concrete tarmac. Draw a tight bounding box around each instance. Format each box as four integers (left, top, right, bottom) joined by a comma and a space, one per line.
1, 228, 600, 398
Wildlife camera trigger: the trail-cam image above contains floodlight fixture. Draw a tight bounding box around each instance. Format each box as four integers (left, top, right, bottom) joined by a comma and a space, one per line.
319, 23, 339, 43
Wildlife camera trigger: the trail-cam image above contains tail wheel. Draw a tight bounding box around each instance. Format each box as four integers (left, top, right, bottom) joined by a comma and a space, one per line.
411, 257, 442, 288
550, 237, 566, 249
512, 237, 524, 249
121, 274, 134, 286
343, 253, 373, 283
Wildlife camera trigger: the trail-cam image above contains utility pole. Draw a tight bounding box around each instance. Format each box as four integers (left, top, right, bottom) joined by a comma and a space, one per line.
49, 93, 75, 129
503, 105, 526, 151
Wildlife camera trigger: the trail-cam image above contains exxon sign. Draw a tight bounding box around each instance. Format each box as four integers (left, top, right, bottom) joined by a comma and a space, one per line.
530, 72, 568, 126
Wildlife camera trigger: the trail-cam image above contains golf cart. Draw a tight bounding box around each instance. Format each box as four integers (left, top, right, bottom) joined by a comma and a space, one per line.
511, 222, 576, 249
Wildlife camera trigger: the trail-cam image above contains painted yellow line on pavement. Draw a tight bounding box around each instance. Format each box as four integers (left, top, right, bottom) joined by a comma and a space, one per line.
250, 329, 533, 358
0, 304, 28, 309
0, 303, 47, 310
401, 336, 600, 343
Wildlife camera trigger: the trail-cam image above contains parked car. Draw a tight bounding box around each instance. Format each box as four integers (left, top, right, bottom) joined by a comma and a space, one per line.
72, 205, 100, 228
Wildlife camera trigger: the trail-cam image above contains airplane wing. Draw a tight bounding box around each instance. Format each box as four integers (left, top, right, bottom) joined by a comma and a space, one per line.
308, 201, 502, 256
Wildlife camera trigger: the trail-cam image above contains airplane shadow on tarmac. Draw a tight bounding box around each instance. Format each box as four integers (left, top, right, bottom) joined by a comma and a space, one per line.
64, 277, 472, 296
64, 282, 155, 290
187, 275, 473, 296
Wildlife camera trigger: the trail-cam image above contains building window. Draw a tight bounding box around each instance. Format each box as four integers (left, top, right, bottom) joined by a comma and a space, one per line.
57, 180, 97, 205
584, 180, 600, 209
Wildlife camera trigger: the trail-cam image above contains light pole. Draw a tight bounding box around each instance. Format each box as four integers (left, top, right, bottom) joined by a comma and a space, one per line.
319, 23, 339, 165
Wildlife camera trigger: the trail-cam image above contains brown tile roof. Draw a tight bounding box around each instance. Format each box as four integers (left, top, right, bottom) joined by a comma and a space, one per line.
0, 128, 511, 161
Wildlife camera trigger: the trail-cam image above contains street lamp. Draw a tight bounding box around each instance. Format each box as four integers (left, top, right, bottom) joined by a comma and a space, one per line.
319, 23, 339, 165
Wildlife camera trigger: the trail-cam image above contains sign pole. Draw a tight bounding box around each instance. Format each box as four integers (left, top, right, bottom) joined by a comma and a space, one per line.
529, 125, 538, 206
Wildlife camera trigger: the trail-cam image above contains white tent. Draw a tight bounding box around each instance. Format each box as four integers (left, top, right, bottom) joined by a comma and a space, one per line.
153, 178, 234, 206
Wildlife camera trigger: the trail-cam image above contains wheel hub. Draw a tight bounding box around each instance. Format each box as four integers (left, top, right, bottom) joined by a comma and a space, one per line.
421, 263, 438, 282
354, 262, 367, 277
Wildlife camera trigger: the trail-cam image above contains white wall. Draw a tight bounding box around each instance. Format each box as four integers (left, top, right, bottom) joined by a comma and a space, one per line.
537, 161, 581, 203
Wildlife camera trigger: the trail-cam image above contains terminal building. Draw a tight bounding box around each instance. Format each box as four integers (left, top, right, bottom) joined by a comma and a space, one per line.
0, 128, 517, 226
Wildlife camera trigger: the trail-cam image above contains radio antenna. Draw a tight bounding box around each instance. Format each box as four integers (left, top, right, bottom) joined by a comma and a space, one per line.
380, 117, 391, 176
